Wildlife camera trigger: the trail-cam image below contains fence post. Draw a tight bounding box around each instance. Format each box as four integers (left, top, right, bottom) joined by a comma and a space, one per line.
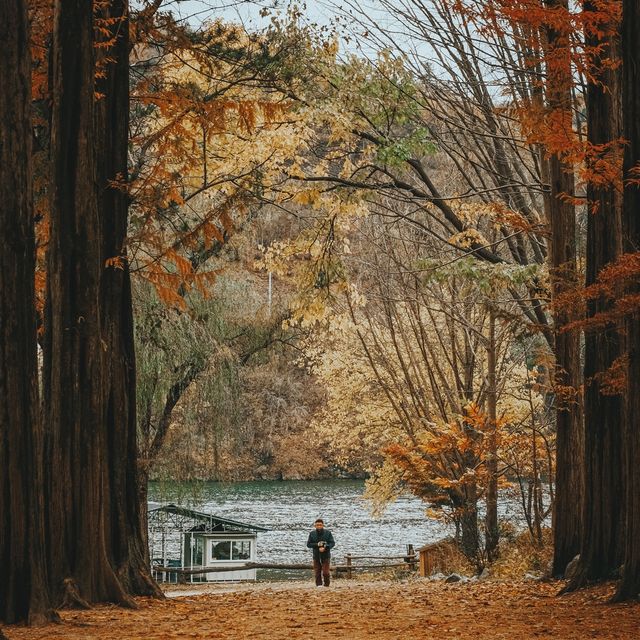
406, 544, 415, 572
346, 553, 352, 579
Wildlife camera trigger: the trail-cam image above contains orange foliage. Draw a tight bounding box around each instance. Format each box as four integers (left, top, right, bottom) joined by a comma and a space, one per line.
556, 251, 640, 394
5, 580, 640, 640
566, 252, 640, 329
124, 13, 293, 306
29, 0, 52, 102
450, 0, 621, 193
383, 403, 510, 520
454, 0, 620, 78
27, 1, 292, 311
593, 354, 628, 396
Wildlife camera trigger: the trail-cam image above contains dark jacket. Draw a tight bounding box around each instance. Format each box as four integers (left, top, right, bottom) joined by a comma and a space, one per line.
306, 528, 336, 561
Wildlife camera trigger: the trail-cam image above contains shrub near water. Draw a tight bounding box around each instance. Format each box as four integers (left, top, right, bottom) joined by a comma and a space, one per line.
491, 529, 553, 579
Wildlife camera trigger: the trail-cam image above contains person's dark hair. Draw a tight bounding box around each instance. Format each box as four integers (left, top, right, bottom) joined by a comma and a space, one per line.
314, 518, 324, 525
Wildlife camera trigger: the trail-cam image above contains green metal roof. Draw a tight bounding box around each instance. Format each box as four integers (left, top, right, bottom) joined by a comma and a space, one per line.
148, 503, 268, 532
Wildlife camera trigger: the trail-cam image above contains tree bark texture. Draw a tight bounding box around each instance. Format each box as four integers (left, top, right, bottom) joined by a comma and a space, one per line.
617, 0, 640, 601
569, 8, 625, 589
485, 307, 499, 561
44, 0, 157, 606
0, 0, 53, 624
460, 494, 480, 565
545, 0, 584, 577
94, 0, 161, 598
548, 125, 584, 579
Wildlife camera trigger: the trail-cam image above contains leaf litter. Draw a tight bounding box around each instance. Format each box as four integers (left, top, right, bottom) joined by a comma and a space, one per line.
2, 579, 639, 639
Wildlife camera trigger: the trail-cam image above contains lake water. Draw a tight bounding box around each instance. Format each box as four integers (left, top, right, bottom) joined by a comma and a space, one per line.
148, 479, 527, 575
148, 480, 453, 567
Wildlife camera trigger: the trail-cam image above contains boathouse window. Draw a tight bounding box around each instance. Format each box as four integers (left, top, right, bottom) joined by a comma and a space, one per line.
212, 541, 231, 560
233, 540, 251, 560
210, 539, 252, 561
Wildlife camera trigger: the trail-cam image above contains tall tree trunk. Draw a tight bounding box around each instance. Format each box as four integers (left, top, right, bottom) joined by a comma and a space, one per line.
44, 0, 134, 606
95, 0, 161, 598
485, 306, 499, 561
567, 5, 624, 590
616, 0, 640, 601
545, 0, 584, 577
0, 0, 53, 624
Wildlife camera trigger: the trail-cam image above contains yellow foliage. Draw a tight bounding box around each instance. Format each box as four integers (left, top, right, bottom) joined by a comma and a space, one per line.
449, 228, 489, 249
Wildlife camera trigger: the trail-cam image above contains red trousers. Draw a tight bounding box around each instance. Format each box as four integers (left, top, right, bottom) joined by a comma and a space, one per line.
313, 557, 330, 586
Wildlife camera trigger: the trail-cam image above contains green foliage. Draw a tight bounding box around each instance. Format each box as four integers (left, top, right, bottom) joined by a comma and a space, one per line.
418, 257, 544, 294
376, 127, 436, 166
134, 257, 329, 482
329, 53, 437, 165
134, 283, 238, 442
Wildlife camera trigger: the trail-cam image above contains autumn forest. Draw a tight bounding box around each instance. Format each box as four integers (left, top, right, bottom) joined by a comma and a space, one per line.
1, 0, 640, 635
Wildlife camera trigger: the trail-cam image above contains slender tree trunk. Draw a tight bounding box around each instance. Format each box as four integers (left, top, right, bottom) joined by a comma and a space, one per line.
567, 5, 624, 590
456, 486, 480, 565
616, 0, 640, 601
531, 436, 544, 546
485, 307, 499, 561
545, 0, 584, 577
458, 384, 481, 563
95, 0, 161, 598
0, 0, 53, 624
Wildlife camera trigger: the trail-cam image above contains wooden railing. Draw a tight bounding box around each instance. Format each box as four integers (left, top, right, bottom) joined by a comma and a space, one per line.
153, 562, 311, 583
153, 549, 418, 583
337, 552, 417, 579
153, 540, 464, 582
154, 562, 312, 575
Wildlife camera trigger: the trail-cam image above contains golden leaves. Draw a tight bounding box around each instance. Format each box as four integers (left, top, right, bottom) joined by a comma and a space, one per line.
7, 560, 640, 640
126, 19, 302, 310
292, 189, 322, 207
449, 228, 488, 250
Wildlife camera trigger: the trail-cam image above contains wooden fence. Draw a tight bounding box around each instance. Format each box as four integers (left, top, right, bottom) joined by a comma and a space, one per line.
417, 538, 460, 577
336, 552, 418, 579
153, 548, 418, 583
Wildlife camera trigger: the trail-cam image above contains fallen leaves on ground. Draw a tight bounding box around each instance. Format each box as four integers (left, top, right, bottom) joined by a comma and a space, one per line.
2, 579, 639, 639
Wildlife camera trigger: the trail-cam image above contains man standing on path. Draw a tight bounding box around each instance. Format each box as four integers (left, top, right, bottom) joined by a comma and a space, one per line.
306, 518, 335, 586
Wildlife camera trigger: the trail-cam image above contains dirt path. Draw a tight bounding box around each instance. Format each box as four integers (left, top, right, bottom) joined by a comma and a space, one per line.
3, 578, 640, 639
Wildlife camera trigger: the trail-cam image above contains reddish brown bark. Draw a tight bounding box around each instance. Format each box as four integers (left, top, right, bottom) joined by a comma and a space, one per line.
544, 0, 584, 577
44, 0, 123, 605
44, 0, 159, 606
616, 0, 640, 601
95, 0, 161, 597
0, 0, 53, 625
567, 5, 625, 590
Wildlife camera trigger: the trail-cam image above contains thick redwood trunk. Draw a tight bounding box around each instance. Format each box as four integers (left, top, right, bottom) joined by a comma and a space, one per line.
95, 0, 160, 597
568, 8, 624, 590
0, 0, 53, 624
545, 0, 583, 577
44, 0, 132, 606
548, 152, 583, 579
617, 0, 640, 601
